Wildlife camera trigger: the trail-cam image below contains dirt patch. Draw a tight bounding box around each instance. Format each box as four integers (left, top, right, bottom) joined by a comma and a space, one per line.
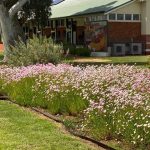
73, 57, 111, 63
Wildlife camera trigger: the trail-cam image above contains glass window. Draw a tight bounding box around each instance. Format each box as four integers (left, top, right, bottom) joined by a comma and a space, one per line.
61, 19, 64, 26
102, 15, 107, 20
91, 16, 97, 21
125, 14, 132, 20
109, 13, 116, 20
47, 21, 49, 26
117, 14, 124, 20
133, 14, 140, 21
116, 46, 122, 53
51, 20, 53, 28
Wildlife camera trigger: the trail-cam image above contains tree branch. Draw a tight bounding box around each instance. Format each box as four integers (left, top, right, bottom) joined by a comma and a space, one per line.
9, 0, 29, 18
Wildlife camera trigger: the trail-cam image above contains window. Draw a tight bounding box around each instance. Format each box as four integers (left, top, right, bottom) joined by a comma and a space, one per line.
102, 15, 107, 20
116, 46, 122, 53
58, 20, 61, 26
55, 20, 58, 27
51, 20, 53, 28
133, 45, 138, 52
91, 16, 97, 21
33, 27, 36, 34
133, 14, 140, 21
117, 14, 124, 20
125, 14, 132, 20
61, 19, 64, 26
47, 20, 50, 26
109, 13, 116, 20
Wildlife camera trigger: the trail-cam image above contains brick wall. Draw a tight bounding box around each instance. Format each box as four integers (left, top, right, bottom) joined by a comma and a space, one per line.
107, 22, 142, 45
76, 26, 85, 44
141, 35, 150, 54
42, 27, 51, 38
56, 27, 66, 41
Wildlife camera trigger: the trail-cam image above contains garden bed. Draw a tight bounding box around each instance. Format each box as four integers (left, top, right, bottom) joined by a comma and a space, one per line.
0, 64, 150, 150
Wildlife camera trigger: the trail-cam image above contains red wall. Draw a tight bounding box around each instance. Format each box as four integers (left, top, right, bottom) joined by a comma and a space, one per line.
107, 22, 142, 44
141, 35, 150, 54
43, 27, 51, 37
76, 26, 85, 44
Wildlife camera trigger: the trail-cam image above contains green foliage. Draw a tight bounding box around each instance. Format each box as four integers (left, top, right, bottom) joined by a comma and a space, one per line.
4, 0, 52, 27
148, 56, 150, 65
75, 48, 91, 57
32, 74, 88, 115
0, 52, 4, 61
63, 43, 91, 57
1, 76, 87, 115
0, 64, 149, 150
7, 36, 63, 66
4, 78, 36, 106
84, 107, 150, 150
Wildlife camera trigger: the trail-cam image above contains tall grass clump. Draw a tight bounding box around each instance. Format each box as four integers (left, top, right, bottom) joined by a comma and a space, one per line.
7, 36, 63, 66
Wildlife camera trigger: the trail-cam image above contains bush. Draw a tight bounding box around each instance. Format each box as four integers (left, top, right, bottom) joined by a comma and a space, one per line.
63, 42, 76, 55
7, 36, 63, 66
63, 43, 91, 56
75, 48, 91, 57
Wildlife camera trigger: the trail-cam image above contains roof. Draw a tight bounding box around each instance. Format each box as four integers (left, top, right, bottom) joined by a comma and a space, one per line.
51, 0, 133, 19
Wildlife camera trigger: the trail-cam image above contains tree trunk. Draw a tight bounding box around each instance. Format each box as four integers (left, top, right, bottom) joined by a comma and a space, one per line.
0, 4, 25, 62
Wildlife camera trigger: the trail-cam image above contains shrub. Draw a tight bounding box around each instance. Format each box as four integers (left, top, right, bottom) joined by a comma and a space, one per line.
63, 42, 76, 55
75, 48, 91, 57
7, 36, 63, 66
63, 43, 91, 56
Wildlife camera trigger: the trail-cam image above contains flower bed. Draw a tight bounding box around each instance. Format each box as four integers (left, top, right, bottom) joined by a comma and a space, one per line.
0, 64, 150, 149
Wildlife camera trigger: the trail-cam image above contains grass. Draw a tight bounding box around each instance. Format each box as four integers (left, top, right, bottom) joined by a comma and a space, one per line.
0, 51, 3, 61
0, 50, 150, 67
71, 55, 150, 67
0, 101, 96, 150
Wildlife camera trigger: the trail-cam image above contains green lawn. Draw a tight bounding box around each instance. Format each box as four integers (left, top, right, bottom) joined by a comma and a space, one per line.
0, 51, 150, 67
0, 101, 96, 150
108, 55, 149, 64
71, 55, 150, 67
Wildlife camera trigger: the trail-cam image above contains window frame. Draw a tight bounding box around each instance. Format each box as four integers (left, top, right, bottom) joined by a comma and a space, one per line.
109, 13, 116, 20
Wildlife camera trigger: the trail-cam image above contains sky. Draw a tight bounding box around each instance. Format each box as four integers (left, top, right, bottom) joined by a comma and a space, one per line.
53, 0, 64, 5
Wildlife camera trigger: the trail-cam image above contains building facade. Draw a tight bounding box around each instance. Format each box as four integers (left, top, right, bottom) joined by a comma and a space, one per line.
0, 0, 150, 56
45, 0, 150, 56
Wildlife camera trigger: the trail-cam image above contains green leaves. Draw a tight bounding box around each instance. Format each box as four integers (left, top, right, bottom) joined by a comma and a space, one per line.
7, 36, 63, 66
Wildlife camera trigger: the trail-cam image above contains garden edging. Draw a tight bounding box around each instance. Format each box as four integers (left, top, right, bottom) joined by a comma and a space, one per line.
0, 97, 116, 150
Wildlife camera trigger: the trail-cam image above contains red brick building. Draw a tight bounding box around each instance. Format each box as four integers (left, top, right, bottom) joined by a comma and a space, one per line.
46, 0, 150, 56
1, 0, 150, 56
